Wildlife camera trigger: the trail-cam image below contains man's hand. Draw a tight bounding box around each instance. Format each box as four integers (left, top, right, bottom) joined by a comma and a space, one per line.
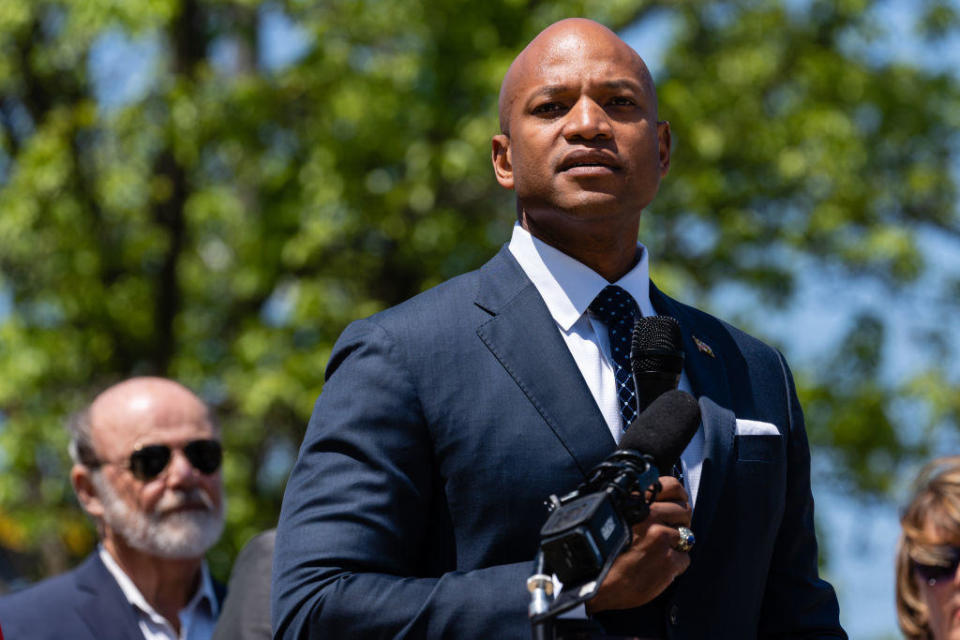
585, 476, 692, 614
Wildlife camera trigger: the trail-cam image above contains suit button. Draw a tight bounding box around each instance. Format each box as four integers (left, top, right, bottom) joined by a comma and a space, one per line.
669, 603, 679, 626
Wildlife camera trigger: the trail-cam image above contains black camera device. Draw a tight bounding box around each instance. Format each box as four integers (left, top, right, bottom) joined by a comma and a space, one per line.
538, 450, 660, 588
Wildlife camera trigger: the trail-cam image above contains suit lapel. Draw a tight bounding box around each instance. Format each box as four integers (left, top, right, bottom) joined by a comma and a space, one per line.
649, 284, 733, 410
475, 247, 616, 476
650, 285, 736, 549
471, 253, 743, 537
73, 553, 143, 640
688, 397, 735, 551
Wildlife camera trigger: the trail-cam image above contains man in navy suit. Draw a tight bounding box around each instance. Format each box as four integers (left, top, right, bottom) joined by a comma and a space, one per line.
273, 18, 845, 639
0, 377, 226, 640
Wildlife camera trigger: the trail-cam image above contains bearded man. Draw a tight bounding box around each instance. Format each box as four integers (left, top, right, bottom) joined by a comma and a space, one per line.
0, 377, 226, 640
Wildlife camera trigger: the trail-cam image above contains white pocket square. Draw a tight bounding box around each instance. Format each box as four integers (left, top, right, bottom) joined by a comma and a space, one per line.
735, 419, 780, 436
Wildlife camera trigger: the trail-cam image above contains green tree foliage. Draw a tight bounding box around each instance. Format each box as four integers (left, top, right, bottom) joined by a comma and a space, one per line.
0, 0, 957, 581
0, 0, 655, 579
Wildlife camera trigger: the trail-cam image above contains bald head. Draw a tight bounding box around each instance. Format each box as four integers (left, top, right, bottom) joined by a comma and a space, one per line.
91, 377, 200, 409
90, 377, 210, 433
78, 377, 215, 464
498, 18, 657, 134
489, 17, 671, 279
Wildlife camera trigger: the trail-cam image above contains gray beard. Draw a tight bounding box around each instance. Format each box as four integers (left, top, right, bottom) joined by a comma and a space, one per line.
92, 472, 225, 559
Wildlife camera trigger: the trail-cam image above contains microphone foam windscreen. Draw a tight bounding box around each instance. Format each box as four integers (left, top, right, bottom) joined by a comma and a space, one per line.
619, 389, 701, 473
631, 315, 683, 374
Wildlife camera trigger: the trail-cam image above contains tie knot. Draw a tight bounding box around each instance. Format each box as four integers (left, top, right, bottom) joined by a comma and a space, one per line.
589, 285, 640, 328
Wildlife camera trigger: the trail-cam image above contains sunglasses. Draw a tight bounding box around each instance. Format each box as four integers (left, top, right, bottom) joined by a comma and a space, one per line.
913, 545, 960, 586
124, 439, 223, 481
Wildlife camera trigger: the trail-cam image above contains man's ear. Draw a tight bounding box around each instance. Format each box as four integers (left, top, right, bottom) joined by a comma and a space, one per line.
71, 464, 104, 519
491, 134, 514, 190
657, 121, 671, 177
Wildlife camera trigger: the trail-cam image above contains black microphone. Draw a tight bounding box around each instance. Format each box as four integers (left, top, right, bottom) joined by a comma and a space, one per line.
630, 316, 684, 415
537, 390, 701, 592
618, 388, 700, 477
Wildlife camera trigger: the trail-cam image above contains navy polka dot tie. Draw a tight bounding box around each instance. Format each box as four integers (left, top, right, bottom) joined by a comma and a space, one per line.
589, 285, 640, 429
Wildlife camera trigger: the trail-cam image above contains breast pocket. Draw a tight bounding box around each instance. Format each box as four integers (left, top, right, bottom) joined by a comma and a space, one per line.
736, 434, 782, 462
734, 434, 787, 552
735, 434, 785, 517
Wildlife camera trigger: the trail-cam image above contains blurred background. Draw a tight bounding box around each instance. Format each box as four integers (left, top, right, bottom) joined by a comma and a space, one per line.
0, 1, 958, 637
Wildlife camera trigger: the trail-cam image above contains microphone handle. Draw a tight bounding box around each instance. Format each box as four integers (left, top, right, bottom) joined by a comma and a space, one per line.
632, 370, 682, 414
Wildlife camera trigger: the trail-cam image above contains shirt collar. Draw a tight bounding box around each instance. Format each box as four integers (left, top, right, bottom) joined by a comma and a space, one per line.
507, 223, 654, 331
98, 545, 219, 622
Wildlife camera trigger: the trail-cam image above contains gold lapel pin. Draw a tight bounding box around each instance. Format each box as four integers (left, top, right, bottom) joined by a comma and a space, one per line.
693, 335, 715, 358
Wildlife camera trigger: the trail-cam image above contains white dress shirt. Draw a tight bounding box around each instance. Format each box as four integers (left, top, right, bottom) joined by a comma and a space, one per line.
99, 546, 219, 640
508, 224, 705, 507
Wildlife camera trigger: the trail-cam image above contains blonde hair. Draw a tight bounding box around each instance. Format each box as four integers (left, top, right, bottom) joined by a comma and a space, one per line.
896, 455, 960, 639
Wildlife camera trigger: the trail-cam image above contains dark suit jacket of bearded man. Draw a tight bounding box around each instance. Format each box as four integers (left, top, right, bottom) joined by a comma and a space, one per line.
272, 245, 845, 639
0, 552, 226, 640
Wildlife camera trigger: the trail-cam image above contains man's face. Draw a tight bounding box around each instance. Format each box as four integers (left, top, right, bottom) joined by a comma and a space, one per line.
87, 381, 224, 559
493, 24, 670, 230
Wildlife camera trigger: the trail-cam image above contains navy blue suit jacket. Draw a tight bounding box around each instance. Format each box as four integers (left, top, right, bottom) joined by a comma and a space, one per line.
0, 552, 224, 640
0, 553, 143, 640
273, 246, 845, 639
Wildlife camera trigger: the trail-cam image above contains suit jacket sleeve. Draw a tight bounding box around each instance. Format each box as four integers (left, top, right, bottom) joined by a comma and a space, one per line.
272, 318, 531, 639
758, 352, 845, 638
